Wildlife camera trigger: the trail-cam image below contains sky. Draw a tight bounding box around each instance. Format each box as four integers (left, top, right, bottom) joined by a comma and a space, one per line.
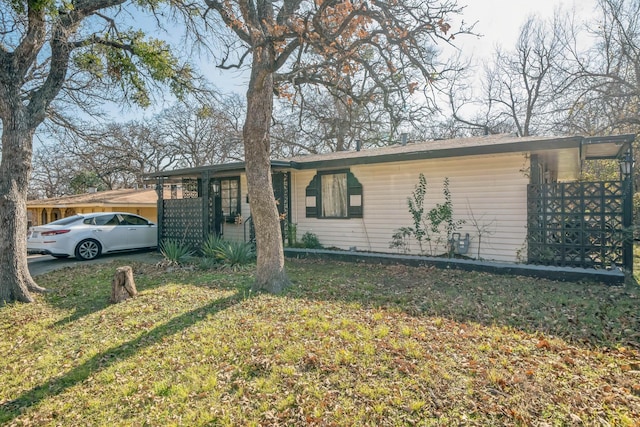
205, 0, 600, 96
459, 0, 598, 58
25, 0, 604, 153
66, 0, 602, 129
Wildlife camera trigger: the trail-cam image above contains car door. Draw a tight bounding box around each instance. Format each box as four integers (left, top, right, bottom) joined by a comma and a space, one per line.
120, 214, 157, 249
90, 214, 131, 252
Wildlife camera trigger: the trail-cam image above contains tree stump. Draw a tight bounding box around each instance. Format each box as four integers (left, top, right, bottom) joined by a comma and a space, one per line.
110, 266, 138, 303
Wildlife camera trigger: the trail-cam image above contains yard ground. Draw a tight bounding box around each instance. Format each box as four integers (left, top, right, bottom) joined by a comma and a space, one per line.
1, 253, 639, 425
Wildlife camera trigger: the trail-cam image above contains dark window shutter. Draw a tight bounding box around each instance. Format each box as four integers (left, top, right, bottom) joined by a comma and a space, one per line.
347, 171, 363, 218
305, 175, 319, 217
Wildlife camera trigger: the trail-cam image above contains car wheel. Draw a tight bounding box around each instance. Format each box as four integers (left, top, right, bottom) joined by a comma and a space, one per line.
75, 239, 102, 261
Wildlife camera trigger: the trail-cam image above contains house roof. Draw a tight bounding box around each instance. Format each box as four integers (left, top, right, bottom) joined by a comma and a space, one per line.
286, 134, 635, 169
27, 188, 157, 207
144, 133, 635, 179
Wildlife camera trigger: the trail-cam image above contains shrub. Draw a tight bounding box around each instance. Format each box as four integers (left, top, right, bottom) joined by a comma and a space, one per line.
160, 239, 195, 265
389, 227, 412, 253
201, 234, 255, 267
391, 174, 463, 257
214, 240, 256, 267
201, 234, 225, 259
286, 222, 298, 247
301, 231, 322, 249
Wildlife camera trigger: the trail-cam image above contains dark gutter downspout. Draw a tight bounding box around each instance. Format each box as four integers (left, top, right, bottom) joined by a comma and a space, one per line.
623, 147, 634, 273
202, 170, 211, 243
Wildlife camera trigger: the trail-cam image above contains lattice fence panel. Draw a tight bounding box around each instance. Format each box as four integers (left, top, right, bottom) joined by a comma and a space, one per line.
527, 181, 623, 269
162, 198, 204, 250
183, 178, 200, 199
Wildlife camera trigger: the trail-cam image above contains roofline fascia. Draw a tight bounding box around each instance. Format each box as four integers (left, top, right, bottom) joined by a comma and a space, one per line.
144, 162, 247, 179
142, 134, 636, 178
582, 134, 636, 146
26, 202, 158, 208
144, 160, 292, 179
289, 136, 585, 170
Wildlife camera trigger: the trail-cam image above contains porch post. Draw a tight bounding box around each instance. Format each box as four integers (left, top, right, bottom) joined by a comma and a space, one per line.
202, 171, 210, 242
623, 168, 634, 273
619, 147, 635, 273
156, 177, 164, 249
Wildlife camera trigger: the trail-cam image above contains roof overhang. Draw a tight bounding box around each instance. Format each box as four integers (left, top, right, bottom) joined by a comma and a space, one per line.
144, 161, 291, 182
142, 134, 636, 180
581, 134, 635, 160
27, 189, 158, 207
289, 137, 586, 170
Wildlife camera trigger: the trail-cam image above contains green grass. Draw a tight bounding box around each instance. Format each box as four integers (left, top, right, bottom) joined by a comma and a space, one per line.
1, 258, 639, 425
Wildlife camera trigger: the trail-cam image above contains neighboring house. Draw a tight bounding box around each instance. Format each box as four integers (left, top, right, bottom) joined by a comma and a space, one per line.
27, 188, 158, 227
145, 134, 636, 271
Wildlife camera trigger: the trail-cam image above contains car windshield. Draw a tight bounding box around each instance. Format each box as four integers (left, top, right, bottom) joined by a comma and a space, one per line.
47, 215, 84, 226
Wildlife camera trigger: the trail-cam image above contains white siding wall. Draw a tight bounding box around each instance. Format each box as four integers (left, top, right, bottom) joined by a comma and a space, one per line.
290, 153, 529, 262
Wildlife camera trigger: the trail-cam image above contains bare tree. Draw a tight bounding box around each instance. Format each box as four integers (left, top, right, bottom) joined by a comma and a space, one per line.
561, 0, 640, 136
272, 59, 447, 155
543, 0, 640, 185
29, 143, 81, 198
271, 88, 379, 156
29, 92, 246, 201
438, 56, 507, 138
61, 119, 182, 189
446, 15, 566, 137
158, 96, 244, 168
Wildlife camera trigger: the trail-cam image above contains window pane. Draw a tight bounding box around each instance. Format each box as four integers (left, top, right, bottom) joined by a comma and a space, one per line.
221, 198, 231, 216
220, 178, 240, 218
95, 214, 119, 226
122, 215, 147, 225
322, 173, 347, 217
51, 215, 83, 225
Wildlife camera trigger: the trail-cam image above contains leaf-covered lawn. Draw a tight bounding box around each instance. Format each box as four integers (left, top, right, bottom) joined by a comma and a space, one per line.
1, 258, 639, 425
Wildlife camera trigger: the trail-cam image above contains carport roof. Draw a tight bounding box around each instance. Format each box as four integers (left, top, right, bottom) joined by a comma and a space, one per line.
27, 188, 157, 206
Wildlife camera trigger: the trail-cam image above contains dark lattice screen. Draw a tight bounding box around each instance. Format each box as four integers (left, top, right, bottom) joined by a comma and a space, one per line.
183, 178, 200, 199
162, 198, 204, 250
527, 182, 623, 269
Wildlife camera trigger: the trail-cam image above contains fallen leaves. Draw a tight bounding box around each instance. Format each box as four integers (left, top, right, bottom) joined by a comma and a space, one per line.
1, 259, 639, 425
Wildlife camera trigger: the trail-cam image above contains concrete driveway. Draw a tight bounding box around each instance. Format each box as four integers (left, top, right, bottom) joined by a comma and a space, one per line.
28, 250, 161, 276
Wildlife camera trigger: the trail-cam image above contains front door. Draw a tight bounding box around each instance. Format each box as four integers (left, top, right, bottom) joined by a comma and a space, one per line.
272, 172, 290, 242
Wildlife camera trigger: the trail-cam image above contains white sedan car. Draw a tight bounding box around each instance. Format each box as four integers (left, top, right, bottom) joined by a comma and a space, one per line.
27, 212, 157, 260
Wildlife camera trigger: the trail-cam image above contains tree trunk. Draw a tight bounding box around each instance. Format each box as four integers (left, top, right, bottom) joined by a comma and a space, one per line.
110, 266, 138, 303
243, 44, 290, 294
0, 112, 47, 305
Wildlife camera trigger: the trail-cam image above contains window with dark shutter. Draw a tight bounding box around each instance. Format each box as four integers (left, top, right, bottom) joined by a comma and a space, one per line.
305, 170, 363, 219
